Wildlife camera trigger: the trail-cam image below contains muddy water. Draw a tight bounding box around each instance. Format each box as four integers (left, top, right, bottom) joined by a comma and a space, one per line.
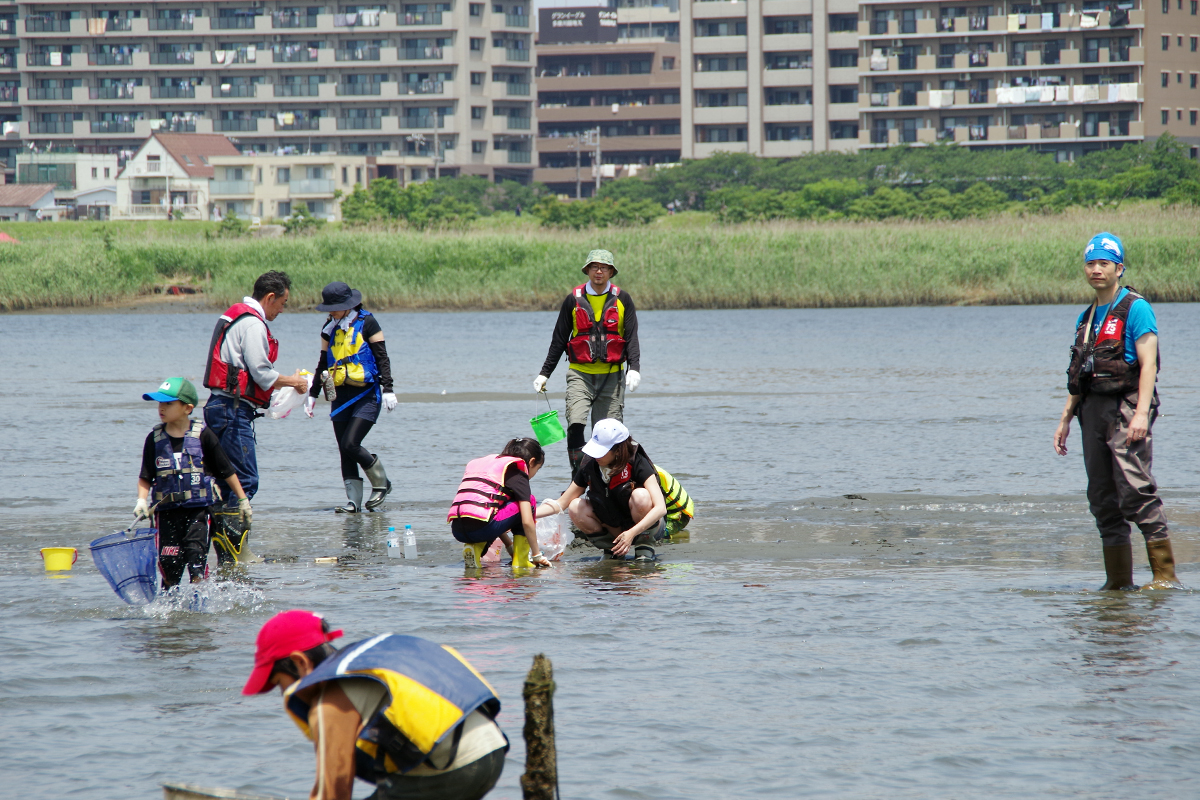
2, 306, 1199, 799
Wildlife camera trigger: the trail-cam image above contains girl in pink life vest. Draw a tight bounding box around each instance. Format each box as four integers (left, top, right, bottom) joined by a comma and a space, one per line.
448, 438, 552, 568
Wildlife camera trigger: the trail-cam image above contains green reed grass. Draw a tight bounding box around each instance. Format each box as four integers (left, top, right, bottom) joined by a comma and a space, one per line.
1, 204, 1197, 312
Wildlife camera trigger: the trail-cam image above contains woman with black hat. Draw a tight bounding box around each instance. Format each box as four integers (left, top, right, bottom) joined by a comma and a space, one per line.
304, 281, 397, 513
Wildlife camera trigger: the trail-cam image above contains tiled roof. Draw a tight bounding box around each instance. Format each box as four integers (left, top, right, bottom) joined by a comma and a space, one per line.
152, 133, 240, 178
0, 183, 56, 207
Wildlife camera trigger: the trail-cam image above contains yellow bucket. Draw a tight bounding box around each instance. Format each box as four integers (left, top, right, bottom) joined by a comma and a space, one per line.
41, 547, 78, 571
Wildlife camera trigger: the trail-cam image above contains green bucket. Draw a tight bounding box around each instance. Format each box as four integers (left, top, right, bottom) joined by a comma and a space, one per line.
530, 394, 566, 446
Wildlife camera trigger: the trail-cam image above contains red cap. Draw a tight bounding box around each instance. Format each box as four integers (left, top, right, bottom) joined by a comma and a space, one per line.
242, 609, 343, 695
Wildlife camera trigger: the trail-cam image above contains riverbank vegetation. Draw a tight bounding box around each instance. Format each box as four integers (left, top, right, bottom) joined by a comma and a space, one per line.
1, 202, 1197, 312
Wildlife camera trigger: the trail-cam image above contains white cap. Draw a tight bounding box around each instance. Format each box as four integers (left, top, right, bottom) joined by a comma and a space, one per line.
581, 419, 630, 458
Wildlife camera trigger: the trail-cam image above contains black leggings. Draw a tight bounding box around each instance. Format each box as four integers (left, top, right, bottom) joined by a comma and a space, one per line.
332, 415, 376, 480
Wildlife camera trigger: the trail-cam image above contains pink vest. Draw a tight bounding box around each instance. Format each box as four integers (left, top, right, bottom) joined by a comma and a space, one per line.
447, 455, 535, 524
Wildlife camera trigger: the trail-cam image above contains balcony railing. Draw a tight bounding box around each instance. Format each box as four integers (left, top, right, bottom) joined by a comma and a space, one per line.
151, 52, 195, 65
403, 116, 438, 128
338, 117, 383, 129
0, 87, 16, 101
336, 47, 380, 61
27, 53, 72, 66
505, 47, 529, 61
870, 129, 888, 144
164, 119, 197, 132
900, 128, 917, 143
899, 19, 916, 33
507, 82, 530, 96
274, 13, 318, 28
1082, 50, 1099, 63
153, 85, 196, 98
277, 118, 321, 130
212, 16, 258, 29
217, 85, 257, 98
508, 116, 531, 129
26, 19, 72, 33
275, 83, 319, 96
936, 54, 954, 68
92, 121, 135, 134
90, 86, 138, 100
897, 54, 916, 70
0, 53, 13, 68
969, 125, 987, 140
215, 118, 259, 132
290, 178, 336, 194
869, 20, 887, 34
338, 82, 381, 95
402, 12, 442, 24
149, 18, 195, 31
899, 90, 917, 106
275, 48, 319, 62
402, 79, 443, 94
1009, 53, 1027, 66
937, 17, 955, 32
969, 89, 987, 103
29, 87, 73, 100
969, 52, 988, 67
868, 92, 889, 107
403, 46, 442, 59
211, 179, 255, 195
508, 149, 532, 164
1007, 125, 1027, 139
1112, 118, 1129, 135
107, 18, 133, 32
30, 121, 73, 134
968, 15, 988, 30
506, 13, 530, 27
90, 52, 137, 66
1044, 49, 1062, 64
1111, 47, 1129, 62
0, 18, 15, 34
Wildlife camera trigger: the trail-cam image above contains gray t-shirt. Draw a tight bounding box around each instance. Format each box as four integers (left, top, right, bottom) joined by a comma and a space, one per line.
209, 297, 280, 402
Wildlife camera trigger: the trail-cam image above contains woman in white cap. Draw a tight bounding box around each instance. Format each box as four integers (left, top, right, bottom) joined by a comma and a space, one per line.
304, 281, 398, 513
539, 419, 692, 561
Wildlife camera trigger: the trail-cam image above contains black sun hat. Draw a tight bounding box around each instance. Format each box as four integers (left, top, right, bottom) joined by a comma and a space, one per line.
315, 281, 363, 312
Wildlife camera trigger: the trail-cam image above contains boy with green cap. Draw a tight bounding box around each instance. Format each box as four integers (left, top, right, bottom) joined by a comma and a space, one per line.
135, 377, 250, 587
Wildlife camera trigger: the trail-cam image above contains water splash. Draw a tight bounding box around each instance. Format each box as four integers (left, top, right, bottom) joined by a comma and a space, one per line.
142, 579, 266, 617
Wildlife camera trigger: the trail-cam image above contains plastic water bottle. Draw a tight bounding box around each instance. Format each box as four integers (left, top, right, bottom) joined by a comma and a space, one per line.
386, 527, 402, 558
403, 524, 417, 559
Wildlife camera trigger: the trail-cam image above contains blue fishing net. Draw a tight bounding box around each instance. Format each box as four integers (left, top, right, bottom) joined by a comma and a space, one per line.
89, 529, 159, 605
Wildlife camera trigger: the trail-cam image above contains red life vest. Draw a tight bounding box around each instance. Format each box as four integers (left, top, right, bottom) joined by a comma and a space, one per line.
202, 302, 279, 408
566, 283, 626, 365
447, 455, 531, 524
1067, 288, 1158, 397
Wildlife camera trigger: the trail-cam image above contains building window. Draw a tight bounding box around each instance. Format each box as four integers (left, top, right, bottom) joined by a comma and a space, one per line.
1162, 109, 1169, 123
469, 37, 484, 51
341, 167, 348, 184
1162, 0, 1169, 12
257, 168, 263, 183
1193, 36, 1198, 51
471, 106, 484, 119
1191, 110, 1197, 124
828, 49, 857, 68
1162, 72, 1170, 87
829, 85, 858, 103
493, 3, 503, 11
1162, 35, 1169, 49
1179, 109, 1184, 120
278, 167, 291, 183
662, 57, 674, 70
829, 13, 857, 32
91, 167, 98, 178
765, 123, 812, 141
1192, 73, 1198, 87
1193, 0, 1198, 12
830, 121, 859, 139
104, 167, 110, 178
279, 201, 291, 217
470, 3, 483, 15
471, 71, 484, 85
472, 140, 485, 153
1180, 72, 1185, 83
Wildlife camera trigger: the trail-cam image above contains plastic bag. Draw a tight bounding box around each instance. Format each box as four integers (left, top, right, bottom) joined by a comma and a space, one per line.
267, 371, 313, 419
480, 512, 569, 563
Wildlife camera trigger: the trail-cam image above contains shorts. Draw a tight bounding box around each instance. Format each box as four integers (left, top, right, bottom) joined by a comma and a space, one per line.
451, 512, 523, 546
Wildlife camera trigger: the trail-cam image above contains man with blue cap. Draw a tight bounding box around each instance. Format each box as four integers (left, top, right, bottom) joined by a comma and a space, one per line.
1053, 232, 1181, 590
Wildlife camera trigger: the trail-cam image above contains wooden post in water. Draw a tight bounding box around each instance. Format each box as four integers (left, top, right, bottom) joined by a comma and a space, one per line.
521, 654, 557, 800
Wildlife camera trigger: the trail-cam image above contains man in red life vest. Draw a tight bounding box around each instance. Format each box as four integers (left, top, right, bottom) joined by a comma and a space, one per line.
533, 249, 641, 475
1054, 232, 1181, 591
202, 270, 308, 563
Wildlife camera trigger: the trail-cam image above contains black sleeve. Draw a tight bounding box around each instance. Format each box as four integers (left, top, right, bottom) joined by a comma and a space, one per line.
630, 449, 656, 487
619, 290, 640, 372
361, 315, 383, 339
139, 433, 158, 483
503, 467, 532, 504
539, 295, 577, 378
199, 427, 237, 481
572, 455, 596, 488
369, 340, 393, 393
309, 349, 328, 398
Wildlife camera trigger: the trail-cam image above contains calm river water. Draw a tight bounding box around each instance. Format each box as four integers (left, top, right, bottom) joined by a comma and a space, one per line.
2, 305, 1198, 799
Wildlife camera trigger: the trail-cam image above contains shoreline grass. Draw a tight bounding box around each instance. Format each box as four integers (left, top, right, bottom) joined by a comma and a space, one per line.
1, 204, 1197, 312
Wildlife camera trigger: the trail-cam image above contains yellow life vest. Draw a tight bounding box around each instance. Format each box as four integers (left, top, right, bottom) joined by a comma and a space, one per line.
657, 467, 693, 521
327, 311, 378, 387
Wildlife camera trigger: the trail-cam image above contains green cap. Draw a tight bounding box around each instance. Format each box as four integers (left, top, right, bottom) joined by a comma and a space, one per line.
582, 249, 617, 275
143, 377, 199, 406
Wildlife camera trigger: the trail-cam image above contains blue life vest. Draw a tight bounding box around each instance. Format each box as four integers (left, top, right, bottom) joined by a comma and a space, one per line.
328, 310, 379, 388
151, 420, 216, 510
285, 634, 501, 782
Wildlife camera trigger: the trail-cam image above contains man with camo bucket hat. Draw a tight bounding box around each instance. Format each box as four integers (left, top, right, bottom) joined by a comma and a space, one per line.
534, 249, 642, 475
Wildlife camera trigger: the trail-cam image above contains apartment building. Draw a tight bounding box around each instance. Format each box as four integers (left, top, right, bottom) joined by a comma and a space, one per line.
680, 0, 863, 157
856, 0, 1200, 157
535, 2, 681, 197
6, 0, 535, 183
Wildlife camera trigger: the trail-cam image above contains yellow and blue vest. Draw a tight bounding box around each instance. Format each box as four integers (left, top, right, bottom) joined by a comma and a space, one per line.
285, 633, 501, 782
328, 310, 379, 388
151, 420, 216, 510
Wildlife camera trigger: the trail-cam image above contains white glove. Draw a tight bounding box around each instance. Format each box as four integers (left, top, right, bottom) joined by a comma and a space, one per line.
238, 497, 253, 528
304, 396, 316, 418
133, 497, 150, 519
625, 370, 641, 392
382, 392, 398, 412
533, 375, 548, 393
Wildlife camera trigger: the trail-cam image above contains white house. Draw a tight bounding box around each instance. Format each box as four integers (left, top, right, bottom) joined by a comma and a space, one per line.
116, 133, 240, 220
0, 184, 58, 221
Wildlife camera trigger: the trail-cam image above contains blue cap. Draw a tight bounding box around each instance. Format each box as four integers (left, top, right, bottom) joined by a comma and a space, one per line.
1084, 232, 1124, 265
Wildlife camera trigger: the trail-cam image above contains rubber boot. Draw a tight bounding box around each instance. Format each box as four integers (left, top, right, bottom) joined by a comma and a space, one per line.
212, 508, 251, 565
1142, 537, 1182, 590
1098, 544, 1136, 590
463, 542, 487, 568
633, 545, 656, 562
601, 549, 622, 561
364, 455, 392, 510
567, 448, 584, 477
512, 534, 534, 568
336, 479, 364, 513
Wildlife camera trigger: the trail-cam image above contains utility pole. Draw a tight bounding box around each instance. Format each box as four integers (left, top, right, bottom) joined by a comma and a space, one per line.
593, 125, 601, 196
433, 112, 441, 180
571, 136, 581, 199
